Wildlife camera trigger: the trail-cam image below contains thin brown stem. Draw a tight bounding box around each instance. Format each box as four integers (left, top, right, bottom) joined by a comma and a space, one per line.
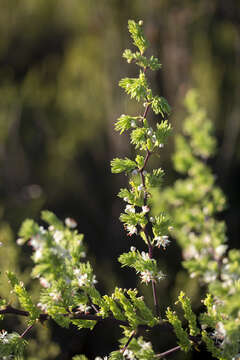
121, 330, 137, 354
156, 345, 181, 358
20, 324, 34, 338
142, 103, 151, 120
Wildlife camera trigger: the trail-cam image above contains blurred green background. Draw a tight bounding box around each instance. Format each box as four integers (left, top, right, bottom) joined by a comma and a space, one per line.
0, 0, 239, 359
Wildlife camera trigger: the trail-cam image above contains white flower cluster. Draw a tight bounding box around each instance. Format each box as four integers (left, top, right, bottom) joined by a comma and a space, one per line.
37, 302, 48, 312
74, 268, 97, 287
125, 205, 135, 214
28, 227, 47, 262
49, 290, 62, 302
124, 203, 150, 237
49, 228, 73, 260
76, 303, 91, 313
141, 251, 150, 261
147, 127, 164, 148
39, 277, 50, 288
65, 217, 77, 228
126, 224, 137, 236
124, 349, 136, 360
221, 258, 240, 291
140, 270, 165, 284
154, 235, 170, 249
0, 330, 8, 344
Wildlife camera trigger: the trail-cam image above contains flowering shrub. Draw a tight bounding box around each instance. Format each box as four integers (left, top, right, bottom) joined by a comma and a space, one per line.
0, 20, 239, 360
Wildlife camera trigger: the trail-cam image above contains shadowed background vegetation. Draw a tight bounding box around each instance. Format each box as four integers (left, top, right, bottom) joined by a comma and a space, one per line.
0, 1, 239, 359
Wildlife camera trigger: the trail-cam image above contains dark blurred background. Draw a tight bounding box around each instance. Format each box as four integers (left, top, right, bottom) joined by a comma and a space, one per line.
0, 1, 239, 359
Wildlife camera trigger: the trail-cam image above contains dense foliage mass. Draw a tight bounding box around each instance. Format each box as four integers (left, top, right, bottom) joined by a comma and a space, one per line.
0, 19, 239, 360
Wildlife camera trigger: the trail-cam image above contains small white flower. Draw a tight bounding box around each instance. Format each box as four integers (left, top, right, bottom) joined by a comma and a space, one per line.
141, 341, 151, 350
159, 143, 164, 148
76, 304, 91, 313
152, 134, 157, 143
125, 205, 135, 214
77, 273, 88, 287
92, 275, 98, 285
39, 226, 47, 235
0, 330, 8, 341
147, 127, 153, 136
123, 197, 129, 202
215, 245, 227, 259
126, 225, 137, 236
49, 291, 62, 302
34, 248, 43, 261
150, 217, 155, 223
17, 238, 24, 245
53, 230, 63, 244
142, 205, 150, 214
131, 120, 136, 128
48, 225, 55, 231
156, 271, 165, 281
137, 184, 144, 191
37, 302, 48, 312
130, 246, 136, 252
39, 277, 50, 288
183, 245, 198, 260
132, 169, 138, 176
124, 349, 136, 360
65, 217, 77, 228
155, 235, 170, 249
141, 251, 150, 261
29, 235, 43, 250
0, 330, 9, 344
203, 270, 217, 283
214, 322, 226, 340
140, 270, 153, 284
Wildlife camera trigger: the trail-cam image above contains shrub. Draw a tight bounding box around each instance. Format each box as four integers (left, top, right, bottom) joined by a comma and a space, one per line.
0, 20, 239, 360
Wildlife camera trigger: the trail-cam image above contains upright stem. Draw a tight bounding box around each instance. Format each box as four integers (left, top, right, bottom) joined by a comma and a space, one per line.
138, 104, 160, 317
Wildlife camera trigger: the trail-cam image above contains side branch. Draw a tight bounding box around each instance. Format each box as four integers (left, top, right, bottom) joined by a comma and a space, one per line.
156, 345, 181, 358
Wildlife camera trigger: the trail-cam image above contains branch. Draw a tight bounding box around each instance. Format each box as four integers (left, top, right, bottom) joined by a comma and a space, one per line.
20, 324, 34, 338
138, 102, 161, 318
156, 345, 181, 358
121, 330, 137, 354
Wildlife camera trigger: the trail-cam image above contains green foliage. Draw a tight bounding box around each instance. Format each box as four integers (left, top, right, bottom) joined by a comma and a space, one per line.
18, 219, 40, 244
176, 291, 199, 337
115, 115, 141, 134
119, 72, 149, 102
201, 330, 223, 360
119, 249, 165, 285
96, 287, 158, 330
0, 17, 239, 360
165, 307, 192, 352
72, 355, 88, 360
123, 49, 161, 71
111, 158, 137, 174
158, 89, 240, 359
7, 272, 40, 323
128, 20, 149, 54
151, 96, 171, 117
0, 331, 27, 359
